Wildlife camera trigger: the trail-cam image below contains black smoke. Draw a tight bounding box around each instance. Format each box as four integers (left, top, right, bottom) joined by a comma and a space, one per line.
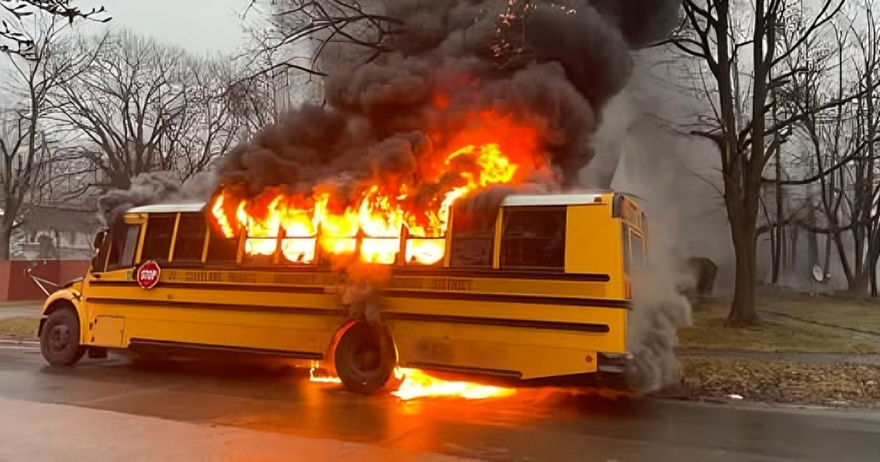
218, 0, 682, 197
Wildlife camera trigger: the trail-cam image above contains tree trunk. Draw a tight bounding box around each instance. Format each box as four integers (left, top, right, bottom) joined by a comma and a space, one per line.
727, 208, 759, 326
0, 223, 13, 260
772, 134, 783, 283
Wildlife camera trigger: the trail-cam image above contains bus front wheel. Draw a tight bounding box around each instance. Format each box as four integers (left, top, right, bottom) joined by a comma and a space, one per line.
40, 308, 86, 367
333, 322, 398, 396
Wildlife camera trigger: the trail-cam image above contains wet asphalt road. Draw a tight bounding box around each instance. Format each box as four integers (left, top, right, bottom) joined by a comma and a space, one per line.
0, 349, 878, 462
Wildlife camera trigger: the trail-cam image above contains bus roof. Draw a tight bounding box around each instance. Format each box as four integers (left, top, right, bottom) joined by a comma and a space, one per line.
126, 191, 630, 215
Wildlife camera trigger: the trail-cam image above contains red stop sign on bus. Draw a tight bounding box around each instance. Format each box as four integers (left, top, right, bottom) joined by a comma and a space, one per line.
136, 260, 161, 290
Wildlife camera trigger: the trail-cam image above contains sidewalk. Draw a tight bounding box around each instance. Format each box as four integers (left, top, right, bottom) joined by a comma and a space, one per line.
0, 396, 474, 462
677, 347, 880, 366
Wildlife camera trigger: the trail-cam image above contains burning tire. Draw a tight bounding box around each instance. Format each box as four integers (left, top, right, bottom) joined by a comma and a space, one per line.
39, 308, 86, 367
333, 322, 398, 395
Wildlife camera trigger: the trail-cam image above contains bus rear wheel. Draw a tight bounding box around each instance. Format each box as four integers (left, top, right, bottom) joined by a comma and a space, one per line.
333, 322, 398, 396
40, 308, 86, 367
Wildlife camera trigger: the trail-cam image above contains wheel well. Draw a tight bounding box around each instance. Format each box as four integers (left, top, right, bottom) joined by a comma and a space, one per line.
45, 299, 76, 316
39, 299, 79, 337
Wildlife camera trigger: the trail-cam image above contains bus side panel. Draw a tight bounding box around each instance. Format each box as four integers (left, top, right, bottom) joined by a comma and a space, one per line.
565, 204, 624, 295
82, 283, 345, 356
385, 296, 627, 380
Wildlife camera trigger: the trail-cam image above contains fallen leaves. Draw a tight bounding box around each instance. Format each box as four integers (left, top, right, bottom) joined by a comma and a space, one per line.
673, 358, 880, 409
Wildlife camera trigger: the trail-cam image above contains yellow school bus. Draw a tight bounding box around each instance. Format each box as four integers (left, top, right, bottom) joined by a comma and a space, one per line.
37, 191, 648, 395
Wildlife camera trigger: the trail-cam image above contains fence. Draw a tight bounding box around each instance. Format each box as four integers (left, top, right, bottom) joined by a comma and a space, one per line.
0, 260, 90, 302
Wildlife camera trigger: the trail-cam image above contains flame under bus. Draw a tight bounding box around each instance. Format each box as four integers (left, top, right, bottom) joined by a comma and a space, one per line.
36, 191, 648, 393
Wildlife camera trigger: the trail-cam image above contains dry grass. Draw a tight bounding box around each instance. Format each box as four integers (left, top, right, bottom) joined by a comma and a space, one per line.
0, 317, 39, 341
676, 358, 880, 408
756, 293, 880, 335
0, 301, 42, 308
679, 298, 880, 354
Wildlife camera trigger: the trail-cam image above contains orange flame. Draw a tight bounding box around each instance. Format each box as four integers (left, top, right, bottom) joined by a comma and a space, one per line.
308, 361, 342, 383
391, 367, 516, 401
307, 362, 515, 400
208, 110, 541, 265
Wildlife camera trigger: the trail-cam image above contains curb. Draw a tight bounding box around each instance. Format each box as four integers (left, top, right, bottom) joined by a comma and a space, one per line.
0, 339, 39, 347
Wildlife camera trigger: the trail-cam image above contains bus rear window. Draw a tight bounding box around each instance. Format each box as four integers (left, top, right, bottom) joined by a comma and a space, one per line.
500, 207, 566, 271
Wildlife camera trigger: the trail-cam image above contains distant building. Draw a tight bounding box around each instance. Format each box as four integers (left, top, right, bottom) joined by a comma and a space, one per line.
9, 205, 102, 261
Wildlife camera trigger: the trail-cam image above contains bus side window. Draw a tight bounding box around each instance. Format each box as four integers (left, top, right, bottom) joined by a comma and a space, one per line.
500, 207, 566, 271
106, 224, 140, 271
140, 214, 176, 262
173, 213, 207, 263
205, 227, 239, 265
631, 232, 645, 270
449, 206, 496, 268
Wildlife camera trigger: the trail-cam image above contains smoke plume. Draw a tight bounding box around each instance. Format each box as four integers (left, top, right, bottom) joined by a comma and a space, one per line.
97, 170, 217, 227
217, 0, 683, 201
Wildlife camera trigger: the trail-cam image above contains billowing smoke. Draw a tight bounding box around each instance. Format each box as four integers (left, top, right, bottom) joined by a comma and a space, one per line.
97, 170, 217, 227
599, 52, 710, 394
217, 0, 683, 198
626, 232, 694, 395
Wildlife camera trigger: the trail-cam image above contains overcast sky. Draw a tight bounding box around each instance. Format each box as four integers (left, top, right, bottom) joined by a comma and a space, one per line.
77, 0, 253, 55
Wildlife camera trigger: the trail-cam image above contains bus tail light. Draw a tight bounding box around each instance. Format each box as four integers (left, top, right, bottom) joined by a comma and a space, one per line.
625, 281, 632, 299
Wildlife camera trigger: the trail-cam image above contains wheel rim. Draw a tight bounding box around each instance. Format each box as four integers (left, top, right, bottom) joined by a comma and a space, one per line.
352, 337, 382, 375
48, 325, 70, 353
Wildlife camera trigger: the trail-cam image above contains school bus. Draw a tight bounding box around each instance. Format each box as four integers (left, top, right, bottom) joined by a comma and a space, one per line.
37, 191, 648, 395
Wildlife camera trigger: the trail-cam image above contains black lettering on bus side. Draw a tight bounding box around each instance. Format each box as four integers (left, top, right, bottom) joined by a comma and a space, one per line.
429, 278, 472, 292
182, 272, 223, 283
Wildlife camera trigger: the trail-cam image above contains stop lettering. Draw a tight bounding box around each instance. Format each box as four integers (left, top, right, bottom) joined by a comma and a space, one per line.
136, 260, 161, 289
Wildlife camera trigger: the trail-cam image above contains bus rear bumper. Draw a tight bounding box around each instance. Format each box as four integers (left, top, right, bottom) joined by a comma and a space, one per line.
516, 352, 634, 390
597, 352, 633, 375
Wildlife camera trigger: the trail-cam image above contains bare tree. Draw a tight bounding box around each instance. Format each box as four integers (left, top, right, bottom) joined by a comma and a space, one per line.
0, 15, 94, 258
51, 31, 219, 191
1, 0, 107, 58
669, 0, 849, 325
770, 1, 880, 294
241, 0, 397, 79
162, 59, 243, 179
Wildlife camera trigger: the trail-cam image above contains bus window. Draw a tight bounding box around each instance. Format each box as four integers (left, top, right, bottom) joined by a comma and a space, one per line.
106, 224, 140, 271
450, 207, 495, 268
280, 233, 316, 264
500, 207, 566, 271
92, 229, 113, 273
405, 236, 445, 266
631, 232, 645, 270
173, 213, 207, 262
205, 227, 238, 264
244, 227, 278, 265
622, 226, 631, 274
140, 214, 176, 262
361, 235, 398, 265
